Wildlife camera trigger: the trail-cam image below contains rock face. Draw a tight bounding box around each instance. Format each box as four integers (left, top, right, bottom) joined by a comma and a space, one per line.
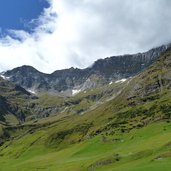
2, 45, 169, 95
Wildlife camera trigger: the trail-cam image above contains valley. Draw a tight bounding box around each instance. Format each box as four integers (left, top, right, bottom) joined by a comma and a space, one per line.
0, 46, 170, 171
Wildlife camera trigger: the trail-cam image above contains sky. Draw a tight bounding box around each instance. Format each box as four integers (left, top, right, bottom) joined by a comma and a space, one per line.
0, 0, 49, 33
0, 0, 171, 73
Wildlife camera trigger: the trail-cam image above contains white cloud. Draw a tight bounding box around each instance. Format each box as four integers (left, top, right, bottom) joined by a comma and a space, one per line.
0, 0, 171, 73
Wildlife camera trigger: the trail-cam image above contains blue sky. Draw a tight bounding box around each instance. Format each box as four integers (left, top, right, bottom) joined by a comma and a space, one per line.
0, 0, 49, 34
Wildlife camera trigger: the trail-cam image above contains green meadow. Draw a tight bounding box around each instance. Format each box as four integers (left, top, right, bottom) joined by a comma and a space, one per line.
0, 121, 171, 171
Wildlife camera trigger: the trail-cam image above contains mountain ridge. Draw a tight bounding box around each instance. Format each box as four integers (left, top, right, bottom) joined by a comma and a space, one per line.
2, 44, 169, 95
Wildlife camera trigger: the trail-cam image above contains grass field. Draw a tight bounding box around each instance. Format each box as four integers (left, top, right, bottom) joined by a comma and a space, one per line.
0, 121, 171, 171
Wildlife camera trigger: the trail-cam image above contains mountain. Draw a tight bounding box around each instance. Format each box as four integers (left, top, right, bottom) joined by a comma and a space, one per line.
0, 45, 170, 171
2, 44, 169, 95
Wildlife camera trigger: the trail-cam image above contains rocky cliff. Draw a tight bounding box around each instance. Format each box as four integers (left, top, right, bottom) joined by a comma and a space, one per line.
2, 44, 169, 95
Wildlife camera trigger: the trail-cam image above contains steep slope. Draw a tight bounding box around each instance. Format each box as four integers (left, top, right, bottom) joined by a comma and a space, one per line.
0, 77, 33, 124
2, 65, 50, 93
89, 44, 168, 78
0, 72, 129, 123
26, 78, 128, 119
0, 69, 130, 123
2, 44, 169, 95
0, 46, 170, 171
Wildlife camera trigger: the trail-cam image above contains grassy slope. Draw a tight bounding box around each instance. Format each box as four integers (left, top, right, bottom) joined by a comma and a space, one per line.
0, 49, 170, 170
1, 122, 171, 170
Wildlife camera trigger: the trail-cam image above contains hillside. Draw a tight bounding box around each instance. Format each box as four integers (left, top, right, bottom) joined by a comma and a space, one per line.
0, 77, 33, 124
0, 69, 129, 123
0, 47, 170, 170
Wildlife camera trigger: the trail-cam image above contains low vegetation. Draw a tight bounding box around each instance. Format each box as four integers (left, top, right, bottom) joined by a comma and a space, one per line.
0, 48, 170, 170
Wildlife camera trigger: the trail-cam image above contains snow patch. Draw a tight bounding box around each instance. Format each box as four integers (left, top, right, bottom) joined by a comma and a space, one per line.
115, 78, 127, 83
109, 81, 113, 85
72, 89, 81, 95
0, 75, 10, 80
27, 89, 36, 94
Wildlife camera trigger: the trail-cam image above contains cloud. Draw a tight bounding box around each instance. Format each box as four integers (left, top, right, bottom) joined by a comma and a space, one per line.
0, 0, 171, 73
